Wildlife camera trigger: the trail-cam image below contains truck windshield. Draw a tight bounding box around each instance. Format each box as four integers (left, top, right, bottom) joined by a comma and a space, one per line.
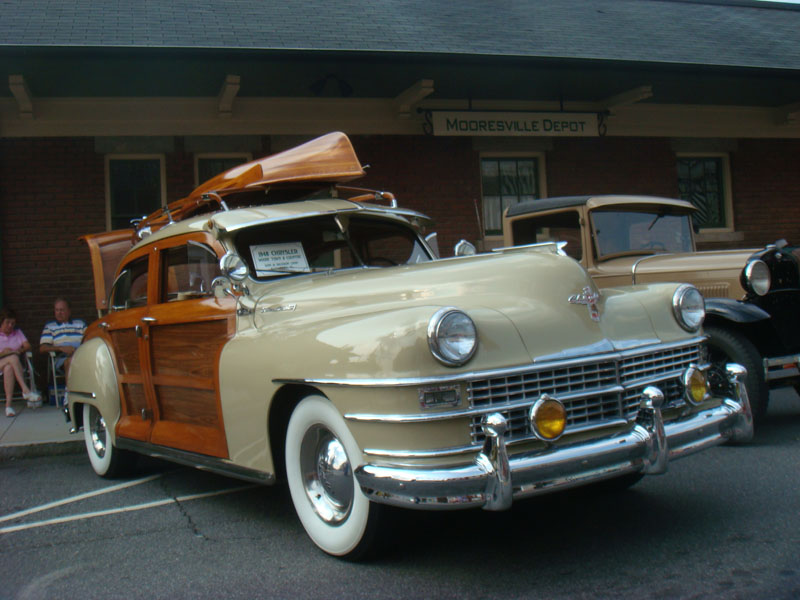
591, 209, 694, 260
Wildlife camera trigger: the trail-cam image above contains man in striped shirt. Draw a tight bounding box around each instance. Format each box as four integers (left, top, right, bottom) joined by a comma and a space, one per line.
39, 298, 87, 372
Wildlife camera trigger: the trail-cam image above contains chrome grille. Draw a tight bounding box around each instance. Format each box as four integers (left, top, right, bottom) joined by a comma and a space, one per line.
468, 342, 702, 444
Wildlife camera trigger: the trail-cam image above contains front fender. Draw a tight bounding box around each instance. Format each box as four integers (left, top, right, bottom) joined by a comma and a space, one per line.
66, 337, 121, 444
705, 297, 770, 324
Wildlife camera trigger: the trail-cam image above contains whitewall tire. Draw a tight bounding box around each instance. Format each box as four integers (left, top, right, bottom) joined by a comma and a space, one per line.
83, 403, 134, 478
285, 395, 382, 559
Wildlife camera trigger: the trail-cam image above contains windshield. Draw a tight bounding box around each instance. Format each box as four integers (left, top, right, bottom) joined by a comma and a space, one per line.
591, 209, 694, 260
233, 214, 432, 280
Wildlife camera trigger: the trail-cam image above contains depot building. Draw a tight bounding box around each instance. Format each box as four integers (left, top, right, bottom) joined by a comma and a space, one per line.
1, 0, 800, 342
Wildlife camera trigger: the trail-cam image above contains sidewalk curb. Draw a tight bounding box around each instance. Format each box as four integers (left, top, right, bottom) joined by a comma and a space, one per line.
0, 440, 83, 461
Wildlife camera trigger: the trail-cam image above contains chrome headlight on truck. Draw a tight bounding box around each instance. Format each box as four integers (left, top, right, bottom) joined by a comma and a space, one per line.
672, 284, 705, 332
428, 307, 477, 367
743, 259, 771, 296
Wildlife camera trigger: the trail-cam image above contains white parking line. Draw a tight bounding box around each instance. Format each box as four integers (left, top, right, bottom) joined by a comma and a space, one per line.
0, 484, 257, 535
0, 473, 165, 524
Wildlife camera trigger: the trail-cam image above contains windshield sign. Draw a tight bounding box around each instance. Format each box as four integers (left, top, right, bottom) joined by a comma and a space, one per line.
235, 215, 432, 280
592, 210, 693, 260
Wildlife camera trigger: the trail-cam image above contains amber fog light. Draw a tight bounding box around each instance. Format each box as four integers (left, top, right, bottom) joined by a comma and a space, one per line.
683, 365, 710, 405
529, 395, 567, 441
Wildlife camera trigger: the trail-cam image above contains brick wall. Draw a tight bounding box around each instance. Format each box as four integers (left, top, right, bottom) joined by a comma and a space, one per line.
352, 135, 483, 255
546, 137, 680, 197
0, 138, 105, 356
730, 139, 800, 247
2, 134, 799, 381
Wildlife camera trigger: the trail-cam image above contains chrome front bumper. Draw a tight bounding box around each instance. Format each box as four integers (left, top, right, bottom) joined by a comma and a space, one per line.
355, 363, 753, 511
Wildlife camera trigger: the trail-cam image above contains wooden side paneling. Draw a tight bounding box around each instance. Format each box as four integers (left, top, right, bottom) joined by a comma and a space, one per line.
149, 320, 226, 379
154, 386, 218, 428
110, 329, 141, 374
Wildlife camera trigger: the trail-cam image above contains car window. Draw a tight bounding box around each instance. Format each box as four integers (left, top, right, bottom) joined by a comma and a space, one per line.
592, 209, 694, 259
510, 211, 582, 260
109, 255, 149, 311
235, 215, 431, 279
161, 241, 220, 302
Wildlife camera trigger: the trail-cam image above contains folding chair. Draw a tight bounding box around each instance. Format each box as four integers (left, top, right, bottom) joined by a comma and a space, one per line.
1, 351, 40, 407
48, 351, 68, 407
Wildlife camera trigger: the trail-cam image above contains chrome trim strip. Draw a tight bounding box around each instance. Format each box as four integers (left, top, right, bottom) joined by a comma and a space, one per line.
344, 385, 626, 423
116, 439, 274, 484
68, 390, 96, 399
362, 417, 631, 459
364, 445, 477, 458
276, 337, 707, 389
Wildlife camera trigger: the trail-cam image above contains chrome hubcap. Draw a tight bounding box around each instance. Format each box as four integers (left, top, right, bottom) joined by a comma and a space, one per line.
88, 406, 107, 458
299, 425, 353, 524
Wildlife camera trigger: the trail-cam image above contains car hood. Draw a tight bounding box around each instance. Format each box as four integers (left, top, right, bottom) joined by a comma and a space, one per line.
594, 248, 757, 298
240, 249, 685, 373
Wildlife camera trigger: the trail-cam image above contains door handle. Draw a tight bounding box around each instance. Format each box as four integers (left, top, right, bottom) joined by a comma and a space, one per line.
141, 317, 157, 323
135, 324, 143, 337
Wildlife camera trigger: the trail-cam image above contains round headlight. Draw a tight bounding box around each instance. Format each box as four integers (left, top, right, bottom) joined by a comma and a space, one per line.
743, 259, 771, 296
672, 284, 705, 332
427, 308, 477, 367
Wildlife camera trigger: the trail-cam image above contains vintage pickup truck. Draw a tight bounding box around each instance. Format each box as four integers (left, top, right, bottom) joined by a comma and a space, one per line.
504, 194, 800, 422
68, 134, 752, 559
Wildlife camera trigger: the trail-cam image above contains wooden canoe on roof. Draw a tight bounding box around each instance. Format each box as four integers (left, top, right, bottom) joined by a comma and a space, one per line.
140, 131, 366, 229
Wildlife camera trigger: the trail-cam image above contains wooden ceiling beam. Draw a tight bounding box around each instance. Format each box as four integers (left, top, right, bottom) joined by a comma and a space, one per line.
775, 101, 800, 125
602, 85, 653, 113
9, 74, 33, 119
394, 79, 434, 118
218, 74, 241, 118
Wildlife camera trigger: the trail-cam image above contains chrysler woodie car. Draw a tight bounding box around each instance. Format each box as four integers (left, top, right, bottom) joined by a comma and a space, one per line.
68, 133, 752, 559
503, 195, 800, 423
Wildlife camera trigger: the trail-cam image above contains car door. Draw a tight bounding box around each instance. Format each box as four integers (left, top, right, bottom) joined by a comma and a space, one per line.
104, 249, 154, 442
143, 234, 235, 457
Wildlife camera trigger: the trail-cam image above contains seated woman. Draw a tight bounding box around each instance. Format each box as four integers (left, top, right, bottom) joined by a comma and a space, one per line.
0, 308, 41, 417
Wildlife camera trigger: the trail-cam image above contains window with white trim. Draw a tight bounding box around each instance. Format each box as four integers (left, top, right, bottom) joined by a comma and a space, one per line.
481, 156, 543, 236
106, 156, 165, 230
676, 153, 733, 230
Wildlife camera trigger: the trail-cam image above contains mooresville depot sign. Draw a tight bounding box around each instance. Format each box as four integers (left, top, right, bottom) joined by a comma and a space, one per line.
432, 111, 598, 137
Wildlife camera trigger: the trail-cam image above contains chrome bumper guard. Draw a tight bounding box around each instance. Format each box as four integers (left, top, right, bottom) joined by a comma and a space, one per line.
355, 363, 753, 511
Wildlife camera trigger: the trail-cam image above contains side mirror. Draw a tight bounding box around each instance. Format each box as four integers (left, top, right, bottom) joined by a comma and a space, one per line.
454, 239, 477, 257
424, 232, 441, 259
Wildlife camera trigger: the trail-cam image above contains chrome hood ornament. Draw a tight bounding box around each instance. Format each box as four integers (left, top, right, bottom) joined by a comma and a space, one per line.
569, 286, 601, 322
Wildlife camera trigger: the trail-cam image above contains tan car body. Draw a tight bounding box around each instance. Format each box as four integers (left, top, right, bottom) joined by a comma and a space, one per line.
503, 195, 755, 299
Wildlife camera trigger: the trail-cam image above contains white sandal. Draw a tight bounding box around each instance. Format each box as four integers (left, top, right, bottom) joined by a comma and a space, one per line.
5, 406, 16, 417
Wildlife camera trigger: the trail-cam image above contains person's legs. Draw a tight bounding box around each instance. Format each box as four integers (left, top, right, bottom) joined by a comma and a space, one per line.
1, 354, 31, 395
2, 361, 15, 409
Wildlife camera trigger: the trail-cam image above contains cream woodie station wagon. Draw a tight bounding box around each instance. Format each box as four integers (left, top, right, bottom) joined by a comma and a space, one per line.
69, 133, 752, 559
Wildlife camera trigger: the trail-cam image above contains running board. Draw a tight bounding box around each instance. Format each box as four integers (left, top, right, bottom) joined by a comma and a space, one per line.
116, 438, 275, 485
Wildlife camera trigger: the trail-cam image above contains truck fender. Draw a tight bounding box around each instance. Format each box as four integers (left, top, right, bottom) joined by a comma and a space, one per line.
704, 297, 770, 324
